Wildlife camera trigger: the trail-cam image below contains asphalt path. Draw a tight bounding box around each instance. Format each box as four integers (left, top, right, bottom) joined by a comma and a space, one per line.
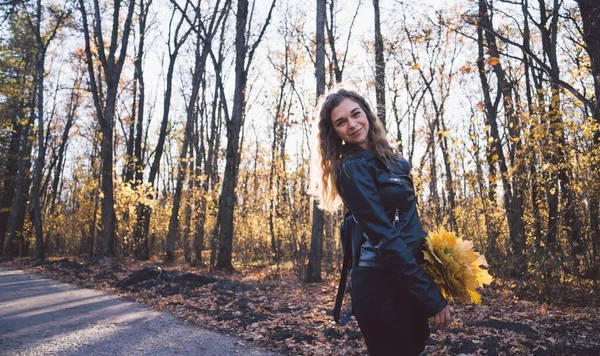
0, 267, 281, 356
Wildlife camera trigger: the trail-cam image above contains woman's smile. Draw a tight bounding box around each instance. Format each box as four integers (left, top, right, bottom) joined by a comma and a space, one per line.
349, 126, 363, 136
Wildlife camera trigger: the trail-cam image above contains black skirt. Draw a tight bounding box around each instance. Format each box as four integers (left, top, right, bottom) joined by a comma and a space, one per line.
351, 266, 430, 356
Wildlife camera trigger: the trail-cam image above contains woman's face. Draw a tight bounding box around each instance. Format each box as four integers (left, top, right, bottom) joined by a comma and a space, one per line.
330, 98, 370, 149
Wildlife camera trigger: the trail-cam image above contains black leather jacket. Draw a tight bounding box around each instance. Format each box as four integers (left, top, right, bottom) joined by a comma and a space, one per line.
336, 145, 447, 318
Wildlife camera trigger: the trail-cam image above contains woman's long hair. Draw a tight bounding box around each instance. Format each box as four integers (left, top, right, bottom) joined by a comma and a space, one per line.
310, 88, 398, 212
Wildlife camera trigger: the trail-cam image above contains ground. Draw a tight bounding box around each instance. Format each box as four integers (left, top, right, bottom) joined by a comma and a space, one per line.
0, 268, 279, 356
1, 257, 599, 355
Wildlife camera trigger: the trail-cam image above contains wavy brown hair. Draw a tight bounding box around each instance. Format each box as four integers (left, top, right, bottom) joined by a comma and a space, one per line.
310, 88, 398, 212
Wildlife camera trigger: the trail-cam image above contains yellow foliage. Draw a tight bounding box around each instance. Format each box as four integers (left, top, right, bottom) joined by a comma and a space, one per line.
422, 226, 493, 304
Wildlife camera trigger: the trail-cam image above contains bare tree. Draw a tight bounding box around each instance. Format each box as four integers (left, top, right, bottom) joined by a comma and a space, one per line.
78, 0, 136, 257
22, 0, 73, 259
472, 0, 527, 274
215, 0, 276, 271
124, 0, 152, 185
401, 11, 460, 230
304, 0, 326, 282
325, 0, 360, 84
373, 0, 386, 127
197, 10, 228, 266
133, 1, 193, 260
165, 0, 230, 263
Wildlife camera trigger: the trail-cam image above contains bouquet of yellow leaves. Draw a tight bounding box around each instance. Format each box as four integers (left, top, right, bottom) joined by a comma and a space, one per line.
422, 227, 493, 305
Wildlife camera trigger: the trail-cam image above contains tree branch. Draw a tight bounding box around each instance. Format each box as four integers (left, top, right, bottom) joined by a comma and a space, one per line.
245, 0, 276, 73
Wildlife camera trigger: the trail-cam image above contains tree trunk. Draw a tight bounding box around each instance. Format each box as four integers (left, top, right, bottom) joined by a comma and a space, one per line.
78, 0, 136, 258
0, 112, 24, 255
182, 141, 194, 264
428, 122, 441, 226
478, 0, 527, 274
373, 0, 386, 128
304, 0, 326, 283
436, 117, 456, 230
133, 3, 149, 187
537, 0, 581, 259
166, 28, 208, 262
521, 0, 543, 246
132, 6, 192, 260
47, 75, 80, 211
268, 73, 289, 265
32, 0, 45, 260
124, 67, 136, 183
577, 0, 600, 139
577, 0, 600, 257
269, 122, 281, 266
100, 94, 117, 256
391, 87, 403, 154
216, 0, 275, 270
4, 107, 34, 257
87, 146, 100, 258
194, 75, 220, 265
195, 11, 228, 266
125, 0, 150, 185
469, 123, 499, 260
216, 0, 249, 271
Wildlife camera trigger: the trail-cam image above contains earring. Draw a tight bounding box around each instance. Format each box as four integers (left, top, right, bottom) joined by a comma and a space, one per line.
342, 139, 346, 145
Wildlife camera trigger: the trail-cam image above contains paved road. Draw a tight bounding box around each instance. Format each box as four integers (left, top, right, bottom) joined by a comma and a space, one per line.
0, 267, 281, 356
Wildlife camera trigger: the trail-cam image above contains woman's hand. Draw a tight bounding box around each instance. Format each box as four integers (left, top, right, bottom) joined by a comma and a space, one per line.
429, 305, 452, 329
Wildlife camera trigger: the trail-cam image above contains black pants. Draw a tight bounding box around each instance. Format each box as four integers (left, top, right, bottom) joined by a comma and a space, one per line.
351, 267, 430, 356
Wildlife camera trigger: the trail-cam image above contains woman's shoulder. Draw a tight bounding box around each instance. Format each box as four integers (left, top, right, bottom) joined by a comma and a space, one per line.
393, 156, 411, 174
338, 155, 372, 178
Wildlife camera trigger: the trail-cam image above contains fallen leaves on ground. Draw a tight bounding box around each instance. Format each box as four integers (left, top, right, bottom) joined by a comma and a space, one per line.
2, 257, 599, 355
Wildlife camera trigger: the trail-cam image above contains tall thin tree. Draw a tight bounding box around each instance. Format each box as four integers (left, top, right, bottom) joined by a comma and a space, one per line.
78, 0, 136, 257
304, 0, 326, 282
24, 0, 72, 259
133, 1, 193, 259
373, 0, 386, 127
215, 0, 276, 270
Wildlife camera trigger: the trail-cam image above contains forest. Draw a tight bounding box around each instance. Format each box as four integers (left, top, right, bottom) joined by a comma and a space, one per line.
1, 0, 599, 354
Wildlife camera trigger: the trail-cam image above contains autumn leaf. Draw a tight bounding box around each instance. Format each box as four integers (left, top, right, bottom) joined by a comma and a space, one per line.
460, 64, 472, 73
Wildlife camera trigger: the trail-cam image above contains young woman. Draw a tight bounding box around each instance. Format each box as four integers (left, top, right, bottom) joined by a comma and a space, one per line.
311, 88, 452, 355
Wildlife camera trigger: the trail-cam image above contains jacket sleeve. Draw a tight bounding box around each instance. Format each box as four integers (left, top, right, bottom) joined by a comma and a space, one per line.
338, 158, 447, 317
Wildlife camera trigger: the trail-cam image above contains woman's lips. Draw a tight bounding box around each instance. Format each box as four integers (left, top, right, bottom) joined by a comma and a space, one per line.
349, 127, 362, 137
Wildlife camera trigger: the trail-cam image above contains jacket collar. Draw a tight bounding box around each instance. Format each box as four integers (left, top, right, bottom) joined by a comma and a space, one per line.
341, 144, 376, 161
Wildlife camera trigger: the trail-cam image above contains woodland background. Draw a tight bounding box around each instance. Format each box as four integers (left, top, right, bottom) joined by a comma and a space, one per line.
1, 0, 600, 336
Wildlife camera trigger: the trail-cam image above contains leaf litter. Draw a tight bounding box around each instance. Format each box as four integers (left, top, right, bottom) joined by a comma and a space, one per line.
2, 257, 599, 355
